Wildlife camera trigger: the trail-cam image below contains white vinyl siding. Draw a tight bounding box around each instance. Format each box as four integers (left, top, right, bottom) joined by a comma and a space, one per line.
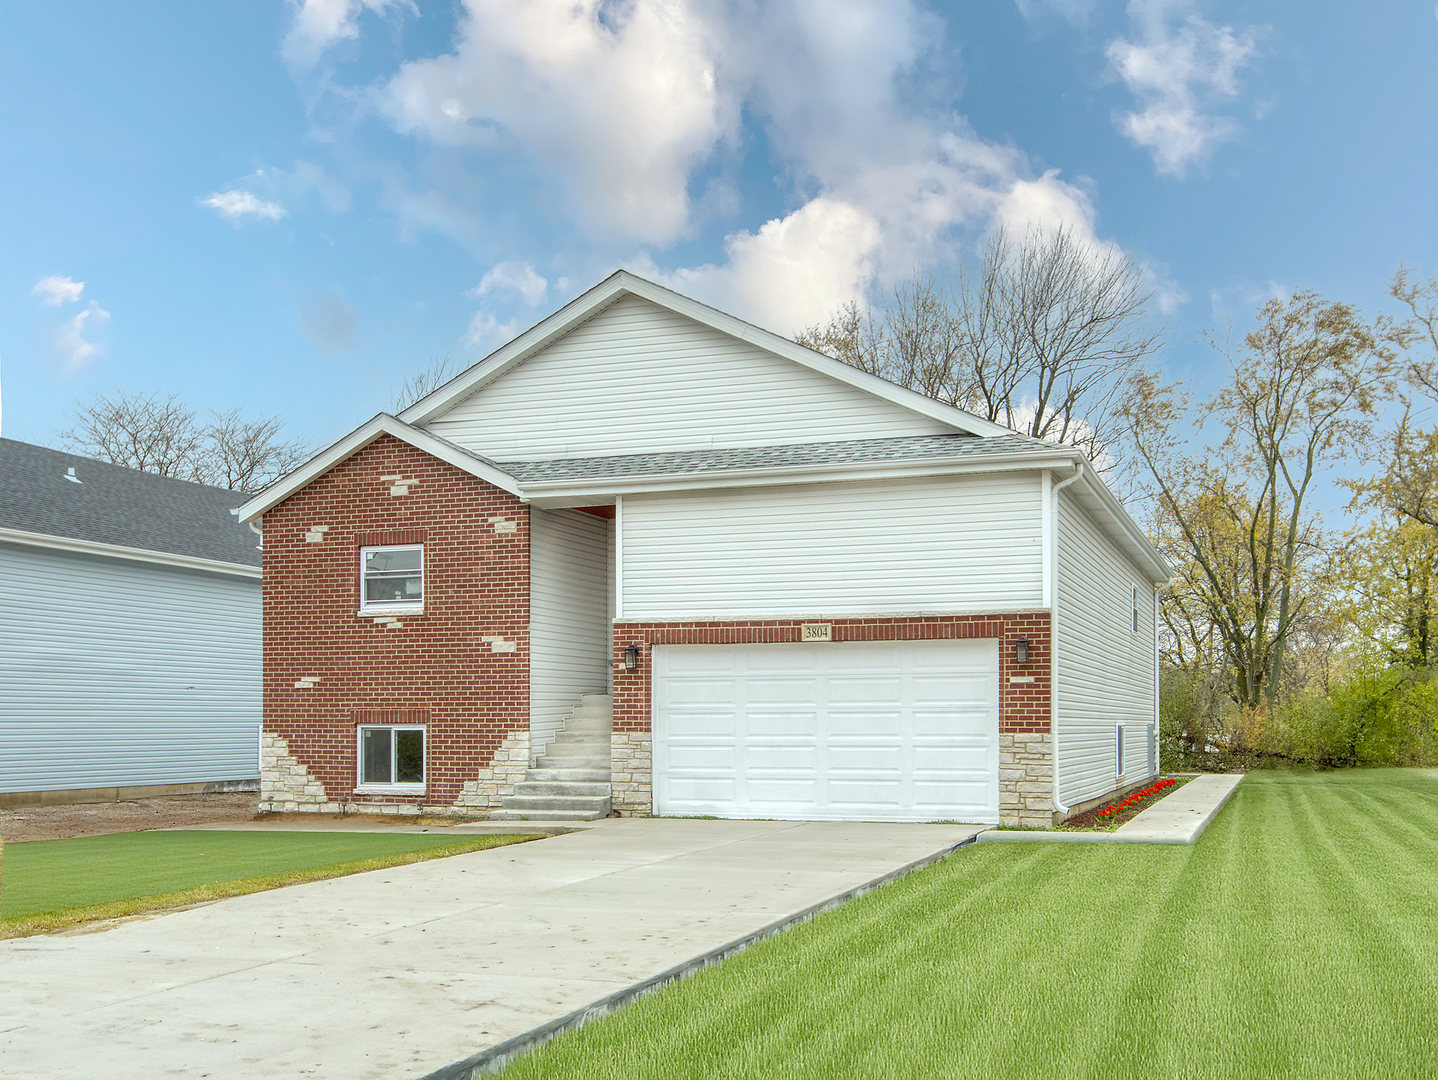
1054, 489, 1158, 806
529, 508, 611, 759
425, 294, 956, 460
0, 542, 260, 794
653, 640, 1000, 823
620, 474, 1045, 620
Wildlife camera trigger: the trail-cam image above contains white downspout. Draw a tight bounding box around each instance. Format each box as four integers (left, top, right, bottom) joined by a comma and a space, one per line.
1049, 461, 1085, 818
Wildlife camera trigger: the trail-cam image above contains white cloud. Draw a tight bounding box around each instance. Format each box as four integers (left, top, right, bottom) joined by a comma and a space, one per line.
282, 0, 411, 67
32, 275, 85, 306
381, 0, 733, 245
468, 261, 548, 307
463, 311, 521, 350
55, 301, 109, 371
658, 197, 884, 333
1106, 0, 1263, 178
337, 1, 1160, 338
202, 190, 288, 222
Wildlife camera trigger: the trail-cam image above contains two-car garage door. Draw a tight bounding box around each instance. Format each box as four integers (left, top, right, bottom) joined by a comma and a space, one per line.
652, 639, 1000, 824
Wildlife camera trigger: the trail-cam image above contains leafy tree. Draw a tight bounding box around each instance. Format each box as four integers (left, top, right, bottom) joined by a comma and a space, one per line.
1123, 291, 1396, 708
58, 389, 311, 494
796, 226, 1164, 469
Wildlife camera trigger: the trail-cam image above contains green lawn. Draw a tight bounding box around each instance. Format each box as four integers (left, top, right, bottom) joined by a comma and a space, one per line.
499, 770, 1437, 1080
0, 829, 532, 930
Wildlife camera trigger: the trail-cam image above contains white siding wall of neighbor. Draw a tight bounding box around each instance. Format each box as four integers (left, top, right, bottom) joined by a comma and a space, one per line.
529, 508, 611, 759
1054, 489, 1158, 807
620, 474, 1045, 620
0, 543, 260, 794
425, 294, 956, 460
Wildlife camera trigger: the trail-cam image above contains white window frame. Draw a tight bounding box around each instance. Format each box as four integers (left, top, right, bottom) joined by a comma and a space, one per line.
354, 724, 426, 794
359, 544, 424, 615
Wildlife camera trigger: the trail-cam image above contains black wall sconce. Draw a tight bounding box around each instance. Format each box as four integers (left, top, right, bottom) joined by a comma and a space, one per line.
1014, 637, 1031, 665
623, 643, 640, 671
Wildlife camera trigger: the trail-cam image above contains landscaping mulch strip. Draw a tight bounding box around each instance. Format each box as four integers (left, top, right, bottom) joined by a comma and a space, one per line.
1056, 774, 1193, 831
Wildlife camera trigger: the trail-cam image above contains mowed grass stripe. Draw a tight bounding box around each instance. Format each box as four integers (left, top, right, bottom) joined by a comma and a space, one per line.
0, 830, 537, 935
497, 770, 1436, 1080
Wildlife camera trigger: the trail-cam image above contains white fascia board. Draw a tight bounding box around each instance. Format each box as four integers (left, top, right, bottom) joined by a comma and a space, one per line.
519, 449, 1083, 503
398, 270, 1014, 438
1070, 468, 1172, 585
0, 526, 262, 579
236, 414, 523, 523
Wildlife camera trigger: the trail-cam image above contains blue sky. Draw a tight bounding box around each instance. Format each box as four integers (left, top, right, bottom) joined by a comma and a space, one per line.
3, 1, 1435, 453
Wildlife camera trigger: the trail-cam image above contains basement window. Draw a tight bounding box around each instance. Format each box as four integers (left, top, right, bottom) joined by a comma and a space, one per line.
360, 544, 424, 613
356, 725, 425, 792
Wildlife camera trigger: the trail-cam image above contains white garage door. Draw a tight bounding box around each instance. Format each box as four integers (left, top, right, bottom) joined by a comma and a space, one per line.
653, 639, 1000, 823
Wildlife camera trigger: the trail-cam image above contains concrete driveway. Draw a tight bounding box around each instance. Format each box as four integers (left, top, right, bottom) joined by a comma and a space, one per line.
0, 818, 984, 1080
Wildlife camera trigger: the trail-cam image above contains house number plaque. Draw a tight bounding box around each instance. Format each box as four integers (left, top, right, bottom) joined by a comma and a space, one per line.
801, 623, 833, 641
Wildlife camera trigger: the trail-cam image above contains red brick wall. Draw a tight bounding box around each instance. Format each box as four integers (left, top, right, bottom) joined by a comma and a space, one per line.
612, 613, 1051, 733
262, 434, 529, 805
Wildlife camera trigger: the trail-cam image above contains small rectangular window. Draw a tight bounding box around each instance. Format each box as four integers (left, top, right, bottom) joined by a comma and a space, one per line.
361, 544, 423, 611
1132, 585, 1139, 633
357, 725, 425, 790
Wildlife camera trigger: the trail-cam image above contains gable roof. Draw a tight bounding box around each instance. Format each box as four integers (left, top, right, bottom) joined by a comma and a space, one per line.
234, 413, 523, 524
398, 270, 1014, 439
0, 438, 261, 573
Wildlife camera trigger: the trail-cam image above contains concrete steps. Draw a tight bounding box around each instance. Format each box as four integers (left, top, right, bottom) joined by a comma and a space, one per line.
492, 694, 613, 821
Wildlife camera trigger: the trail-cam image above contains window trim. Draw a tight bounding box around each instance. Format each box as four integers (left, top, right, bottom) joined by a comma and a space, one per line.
359, 543, 425, 615
354, 723, 427, 794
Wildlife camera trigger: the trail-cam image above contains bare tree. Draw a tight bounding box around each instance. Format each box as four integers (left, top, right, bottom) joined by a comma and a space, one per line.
58, 389, 311, 493
796, 226, 1165, 469
203, 408, 313, 492
391, 356, 464, 413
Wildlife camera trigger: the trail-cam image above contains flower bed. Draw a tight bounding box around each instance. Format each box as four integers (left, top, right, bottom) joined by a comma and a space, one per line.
1056, 775, 1191, 831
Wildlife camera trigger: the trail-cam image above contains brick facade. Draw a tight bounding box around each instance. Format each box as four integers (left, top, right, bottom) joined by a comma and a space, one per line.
259, 434, 530, 812
610, 613, 1054, 824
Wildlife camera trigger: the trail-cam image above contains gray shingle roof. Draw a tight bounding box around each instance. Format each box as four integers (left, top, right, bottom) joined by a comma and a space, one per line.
499, 434, 1073, 483
0, 438, 262, 567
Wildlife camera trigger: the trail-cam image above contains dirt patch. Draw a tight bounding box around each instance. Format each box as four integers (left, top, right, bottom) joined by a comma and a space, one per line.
1057, 775, 1192, 831
0, 793, 260, 843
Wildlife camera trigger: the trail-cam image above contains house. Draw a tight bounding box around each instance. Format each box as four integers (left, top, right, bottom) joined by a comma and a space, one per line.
238, 271, 1169, 827
0, 439, 262, 807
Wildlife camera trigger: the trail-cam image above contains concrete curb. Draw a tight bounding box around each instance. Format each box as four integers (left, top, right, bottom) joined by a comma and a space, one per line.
416, 831, 983, 1080
976, 773, 1244, 846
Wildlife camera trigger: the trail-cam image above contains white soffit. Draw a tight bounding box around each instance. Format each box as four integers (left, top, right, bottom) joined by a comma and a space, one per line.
397, 271, 1014, 439
235, 414, 523, 523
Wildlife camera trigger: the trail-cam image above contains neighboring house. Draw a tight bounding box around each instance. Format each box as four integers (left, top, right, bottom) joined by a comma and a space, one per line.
238, 271, 1170, 827
0, 439, 262, 807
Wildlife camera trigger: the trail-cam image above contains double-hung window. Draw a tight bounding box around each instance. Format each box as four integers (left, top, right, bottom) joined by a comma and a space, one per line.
360, 544, 423, 613
357, 725, 425, 792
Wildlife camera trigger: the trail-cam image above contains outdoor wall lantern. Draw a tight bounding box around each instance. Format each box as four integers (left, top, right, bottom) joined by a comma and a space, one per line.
1014, 637, 1031, 666
623, 643, 640, 671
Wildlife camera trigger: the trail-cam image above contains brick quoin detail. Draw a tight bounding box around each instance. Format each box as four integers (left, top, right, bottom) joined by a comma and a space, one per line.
610, 613, 1052, 736
262, 433, 529, 807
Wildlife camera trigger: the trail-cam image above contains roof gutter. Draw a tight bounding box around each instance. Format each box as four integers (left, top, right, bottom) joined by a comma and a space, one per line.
1049, 461, 1085, 819
0, 525, 261, 579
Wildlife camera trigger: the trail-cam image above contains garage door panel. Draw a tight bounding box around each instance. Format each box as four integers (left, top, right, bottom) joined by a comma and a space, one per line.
826, 710, 904, 737
654, 639, 999, 823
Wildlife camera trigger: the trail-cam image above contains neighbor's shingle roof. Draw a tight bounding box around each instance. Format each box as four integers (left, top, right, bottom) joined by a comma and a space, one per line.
0, 438, 262, 567
498, 433, 1073, 483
